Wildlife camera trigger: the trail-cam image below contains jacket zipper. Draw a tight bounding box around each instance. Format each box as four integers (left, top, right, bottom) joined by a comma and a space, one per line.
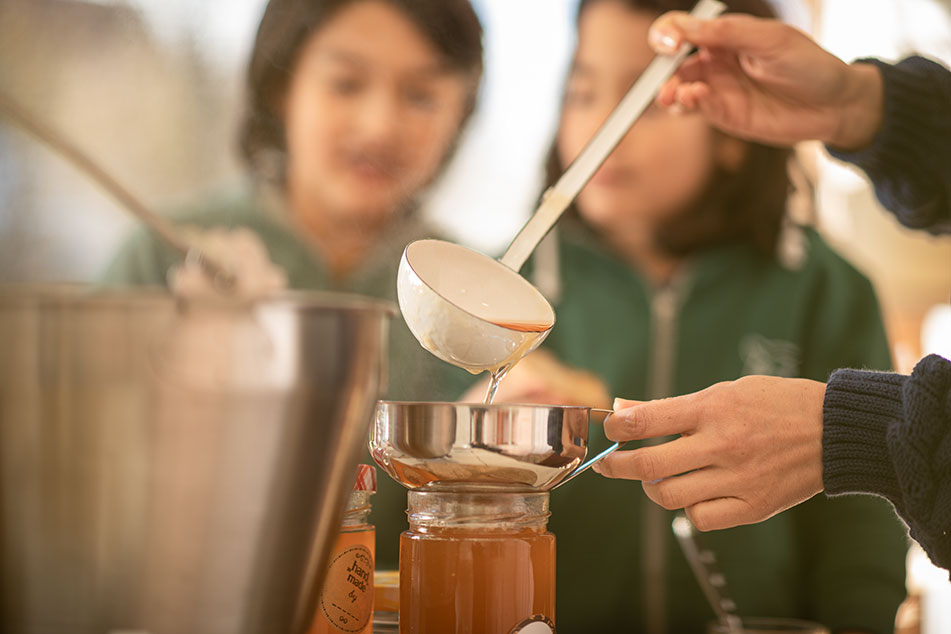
642, 276, 689, 634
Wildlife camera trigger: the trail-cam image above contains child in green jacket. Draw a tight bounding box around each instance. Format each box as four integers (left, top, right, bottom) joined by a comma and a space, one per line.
487, 0, 909, 632
100, 0, 484, 570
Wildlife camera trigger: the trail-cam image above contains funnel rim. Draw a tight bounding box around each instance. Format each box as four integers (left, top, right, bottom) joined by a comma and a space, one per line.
376, 399, 592, 412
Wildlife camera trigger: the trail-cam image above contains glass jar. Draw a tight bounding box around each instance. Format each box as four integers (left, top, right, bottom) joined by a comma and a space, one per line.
311, 465, 377, 634
399, 485, 556, 634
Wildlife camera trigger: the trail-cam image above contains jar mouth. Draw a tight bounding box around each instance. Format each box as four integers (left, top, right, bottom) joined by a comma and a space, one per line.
409, 517, 549, 535
406, 486, 551, 532
417, 482, 539, 494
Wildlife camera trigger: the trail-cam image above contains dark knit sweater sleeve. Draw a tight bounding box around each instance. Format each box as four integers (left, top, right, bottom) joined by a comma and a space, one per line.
828, 56, 951, 235
823, 354, 951, 574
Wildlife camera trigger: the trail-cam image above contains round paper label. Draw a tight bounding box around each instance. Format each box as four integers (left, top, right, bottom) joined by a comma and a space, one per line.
319, 545, 374, 632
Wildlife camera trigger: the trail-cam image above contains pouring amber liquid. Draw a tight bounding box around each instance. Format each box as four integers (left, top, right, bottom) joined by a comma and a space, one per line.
481, 321, 552, 404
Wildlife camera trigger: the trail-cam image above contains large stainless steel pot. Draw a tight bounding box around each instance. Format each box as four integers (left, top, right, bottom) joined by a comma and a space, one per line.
0, 285, 394, 634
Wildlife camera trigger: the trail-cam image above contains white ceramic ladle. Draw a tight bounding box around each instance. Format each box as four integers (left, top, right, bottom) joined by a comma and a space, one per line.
399, 0, 726, 376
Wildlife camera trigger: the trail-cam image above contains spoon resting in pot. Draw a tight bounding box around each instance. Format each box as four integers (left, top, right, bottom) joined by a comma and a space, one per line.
0, 89, 237, 291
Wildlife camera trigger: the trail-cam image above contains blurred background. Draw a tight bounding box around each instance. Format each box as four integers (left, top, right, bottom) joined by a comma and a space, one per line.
1, 0, 949, 630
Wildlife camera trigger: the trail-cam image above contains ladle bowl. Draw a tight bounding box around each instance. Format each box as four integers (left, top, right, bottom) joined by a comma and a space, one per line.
371, 401, 616, 491
397, 240, 555, 373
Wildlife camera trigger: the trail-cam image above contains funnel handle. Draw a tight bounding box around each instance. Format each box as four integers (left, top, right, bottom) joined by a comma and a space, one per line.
556, 409, 624, 488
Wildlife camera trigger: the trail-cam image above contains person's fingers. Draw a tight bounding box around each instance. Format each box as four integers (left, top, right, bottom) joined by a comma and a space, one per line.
648, 11, 689, 54
661, 55, 721, 112
669, 53, 706, 85
604, 393, 700, 442
594, 434, 712, 481
656, 76, 682, 107
685, 497, 764, 531
674, 82, 708, 110
641, 467, 740, 511
652, 13, 788, 57
613, 397, 641, 409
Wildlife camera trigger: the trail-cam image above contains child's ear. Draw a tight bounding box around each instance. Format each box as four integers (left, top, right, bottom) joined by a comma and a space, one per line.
715, 135, 749, 172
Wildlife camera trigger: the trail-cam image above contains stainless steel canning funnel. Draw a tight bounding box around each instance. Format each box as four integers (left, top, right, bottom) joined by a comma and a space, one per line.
371, 401, 620, 491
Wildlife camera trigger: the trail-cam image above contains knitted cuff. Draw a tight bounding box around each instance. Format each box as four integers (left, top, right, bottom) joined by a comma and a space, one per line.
828, 57, 951, 233
822, 368, 907, 507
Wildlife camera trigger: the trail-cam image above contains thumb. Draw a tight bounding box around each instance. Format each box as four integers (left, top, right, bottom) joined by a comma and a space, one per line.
613, 397, 643, 410
652, 13, 787, 57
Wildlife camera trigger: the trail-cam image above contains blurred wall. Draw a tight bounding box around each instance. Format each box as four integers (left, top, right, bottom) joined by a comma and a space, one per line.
0, 0, 246, 281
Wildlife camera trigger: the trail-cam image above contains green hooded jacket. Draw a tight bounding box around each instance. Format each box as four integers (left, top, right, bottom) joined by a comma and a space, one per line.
528, 222, 908, 634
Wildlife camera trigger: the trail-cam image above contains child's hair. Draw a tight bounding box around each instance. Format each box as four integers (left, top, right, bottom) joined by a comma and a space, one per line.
548, 0, 791, 258
240, 0, 484, 179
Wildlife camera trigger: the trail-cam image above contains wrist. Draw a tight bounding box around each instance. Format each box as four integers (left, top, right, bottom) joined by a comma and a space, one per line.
826, 62, 884, 151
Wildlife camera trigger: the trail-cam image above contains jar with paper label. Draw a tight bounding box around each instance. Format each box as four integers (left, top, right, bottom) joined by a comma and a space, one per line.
399, 484, 556, 634
311, 464, 376, 634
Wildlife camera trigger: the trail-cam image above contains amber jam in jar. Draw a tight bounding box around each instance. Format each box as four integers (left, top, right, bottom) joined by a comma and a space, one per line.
399, 485, 555, 634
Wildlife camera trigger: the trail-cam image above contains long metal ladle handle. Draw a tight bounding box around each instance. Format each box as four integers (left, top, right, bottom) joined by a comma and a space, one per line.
557, 408, 624, 488
0, 89, 235, 288
673, 515, 744, 634
499, 0, 727, 272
